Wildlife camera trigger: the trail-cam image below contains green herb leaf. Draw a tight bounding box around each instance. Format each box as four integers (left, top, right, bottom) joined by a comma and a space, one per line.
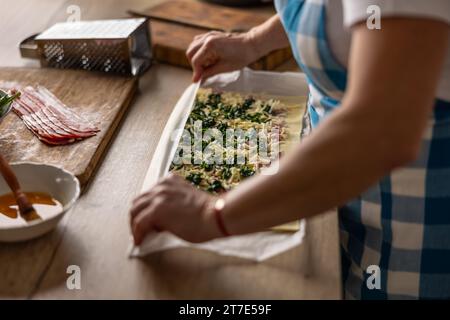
0, 91, 20, 117
186, 173, 202, 185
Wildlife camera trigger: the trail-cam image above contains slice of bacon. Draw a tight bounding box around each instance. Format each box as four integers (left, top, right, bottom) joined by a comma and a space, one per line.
20, 89, 96, 138
12, 101, 76, 145
12, 101, 62, 140
36, 86, 99, 133
1, 81, 100, 146
14, 94, 71, 139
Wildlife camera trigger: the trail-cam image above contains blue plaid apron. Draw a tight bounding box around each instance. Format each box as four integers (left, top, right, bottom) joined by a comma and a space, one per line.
275, 0, 450, 299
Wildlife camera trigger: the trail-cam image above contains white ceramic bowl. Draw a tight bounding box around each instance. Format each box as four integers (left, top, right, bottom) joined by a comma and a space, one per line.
0, 162, 80, 242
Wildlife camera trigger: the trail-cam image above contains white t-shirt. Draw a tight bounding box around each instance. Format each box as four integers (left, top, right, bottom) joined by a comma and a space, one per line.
325, 0, 450, 101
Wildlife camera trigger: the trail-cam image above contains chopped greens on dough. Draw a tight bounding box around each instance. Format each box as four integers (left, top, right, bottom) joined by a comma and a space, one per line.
170, 88, 297, 194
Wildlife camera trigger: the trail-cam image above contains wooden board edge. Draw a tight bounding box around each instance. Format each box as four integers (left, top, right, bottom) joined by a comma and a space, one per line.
77, 79, 139, 191
153, 46, 293, 71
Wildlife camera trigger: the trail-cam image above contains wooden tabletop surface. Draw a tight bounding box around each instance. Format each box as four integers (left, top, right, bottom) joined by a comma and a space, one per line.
0, 0, 341, 299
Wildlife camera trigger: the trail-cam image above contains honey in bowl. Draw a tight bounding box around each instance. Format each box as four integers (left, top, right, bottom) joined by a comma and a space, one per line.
0, 192, 63, 227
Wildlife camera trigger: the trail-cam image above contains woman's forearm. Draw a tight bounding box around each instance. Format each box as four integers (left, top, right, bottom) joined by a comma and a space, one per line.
247, 14, 290, 59
221, 105, 416, 235
220, 18, 449, 236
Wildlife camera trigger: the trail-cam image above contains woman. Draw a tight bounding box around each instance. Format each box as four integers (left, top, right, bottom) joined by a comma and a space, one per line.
130, 0, 450, 299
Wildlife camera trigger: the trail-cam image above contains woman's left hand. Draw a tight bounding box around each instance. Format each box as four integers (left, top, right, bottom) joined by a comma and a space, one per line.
129, 173, 222, 245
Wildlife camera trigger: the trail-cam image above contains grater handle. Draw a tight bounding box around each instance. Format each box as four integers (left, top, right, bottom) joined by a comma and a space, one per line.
19, 34, 40, 59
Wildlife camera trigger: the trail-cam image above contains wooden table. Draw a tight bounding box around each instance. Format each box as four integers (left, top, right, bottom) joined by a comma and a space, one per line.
0, 0, 341, 299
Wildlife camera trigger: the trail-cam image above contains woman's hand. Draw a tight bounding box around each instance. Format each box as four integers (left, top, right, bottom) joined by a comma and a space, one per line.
186, 31, 259, 82
186, 15, 289, 82
129, 174, 222, 245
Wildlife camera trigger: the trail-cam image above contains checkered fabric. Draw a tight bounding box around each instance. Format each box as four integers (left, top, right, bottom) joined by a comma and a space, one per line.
275, 0, 450, 299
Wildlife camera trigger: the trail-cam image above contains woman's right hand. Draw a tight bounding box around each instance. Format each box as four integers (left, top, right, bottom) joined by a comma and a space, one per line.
186, 31, 261, 82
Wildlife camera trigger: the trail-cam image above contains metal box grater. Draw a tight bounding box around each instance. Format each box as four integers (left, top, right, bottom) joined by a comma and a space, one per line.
20, 18, 152, 76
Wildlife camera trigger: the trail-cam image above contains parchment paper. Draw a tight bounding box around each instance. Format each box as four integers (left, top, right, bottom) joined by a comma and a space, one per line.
129, 68, 309, 261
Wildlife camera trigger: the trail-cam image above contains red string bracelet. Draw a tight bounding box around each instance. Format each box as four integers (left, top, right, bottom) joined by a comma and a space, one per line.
213, 198, 230, 237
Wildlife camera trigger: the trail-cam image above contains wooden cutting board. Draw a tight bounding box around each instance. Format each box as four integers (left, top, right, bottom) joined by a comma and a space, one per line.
130, 0, 292, 69
0, 67, 137, 189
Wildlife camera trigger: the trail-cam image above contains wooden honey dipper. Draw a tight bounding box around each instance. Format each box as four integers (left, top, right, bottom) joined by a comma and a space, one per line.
0, 154, 38, 218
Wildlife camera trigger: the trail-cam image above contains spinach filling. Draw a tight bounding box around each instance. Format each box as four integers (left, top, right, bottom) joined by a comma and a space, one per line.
171, 90, 281, 194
